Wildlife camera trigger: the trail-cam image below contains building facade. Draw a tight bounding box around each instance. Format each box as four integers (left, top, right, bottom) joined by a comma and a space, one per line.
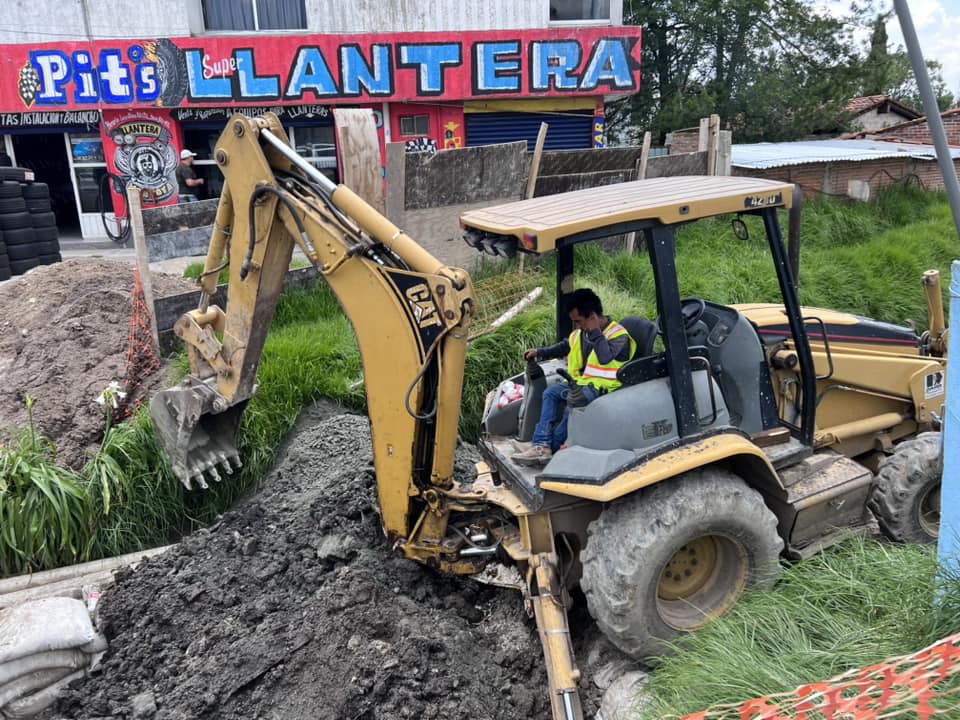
0, 0, 639, 238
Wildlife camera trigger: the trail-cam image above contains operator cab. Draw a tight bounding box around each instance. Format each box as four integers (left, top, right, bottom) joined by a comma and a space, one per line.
461, 176, 817, 506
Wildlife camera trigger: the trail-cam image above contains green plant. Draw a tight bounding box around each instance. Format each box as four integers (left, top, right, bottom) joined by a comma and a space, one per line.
0, 397, 92, 575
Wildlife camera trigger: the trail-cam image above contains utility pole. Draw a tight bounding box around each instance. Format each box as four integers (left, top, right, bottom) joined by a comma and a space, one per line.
893, 0, 960, 240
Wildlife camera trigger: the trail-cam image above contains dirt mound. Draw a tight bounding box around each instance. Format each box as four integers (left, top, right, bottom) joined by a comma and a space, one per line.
0, 259, 196, 469
49, 407, 624, 719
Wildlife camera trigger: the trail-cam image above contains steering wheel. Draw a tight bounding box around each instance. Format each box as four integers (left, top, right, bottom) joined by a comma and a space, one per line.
655, 297, 707, 336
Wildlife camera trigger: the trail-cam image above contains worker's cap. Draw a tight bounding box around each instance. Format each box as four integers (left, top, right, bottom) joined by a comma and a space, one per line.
180, 149, 197, 160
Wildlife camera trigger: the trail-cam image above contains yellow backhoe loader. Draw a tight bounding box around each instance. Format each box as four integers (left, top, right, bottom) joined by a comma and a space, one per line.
151, 113, 947, 720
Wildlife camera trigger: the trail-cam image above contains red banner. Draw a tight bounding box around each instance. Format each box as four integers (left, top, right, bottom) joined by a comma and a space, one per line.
101, 109, 179, 206
0, 28, 641, 114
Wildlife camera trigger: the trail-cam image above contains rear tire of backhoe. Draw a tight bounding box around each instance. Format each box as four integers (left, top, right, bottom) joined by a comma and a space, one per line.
580, 468, 783, 661
868, 432, 941, 544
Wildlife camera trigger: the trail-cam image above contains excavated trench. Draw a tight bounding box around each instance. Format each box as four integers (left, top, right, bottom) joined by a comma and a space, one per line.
49, 404, 631, 720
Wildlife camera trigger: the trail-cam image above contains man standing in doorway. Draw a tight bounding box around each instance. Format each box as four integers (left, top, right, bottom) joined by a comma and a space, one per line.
176, 148, 204, 202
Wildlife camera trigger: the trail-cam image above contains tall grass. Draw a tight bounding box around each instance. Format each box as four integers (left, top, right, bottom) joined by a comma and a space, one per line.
637, 539, 960, 719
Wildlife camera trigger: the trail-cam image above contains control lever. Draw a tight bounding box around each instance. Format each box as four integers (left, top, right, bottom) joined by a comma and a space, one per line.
554, 368, 588, 408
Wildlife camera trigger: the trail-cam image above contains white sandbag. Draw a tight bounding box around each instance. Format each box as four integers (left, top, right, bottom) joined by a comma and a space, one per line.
0, 649, 88, 686
1, 668, 85, 719
0, 598, 100, 665
0, 667, 75, 707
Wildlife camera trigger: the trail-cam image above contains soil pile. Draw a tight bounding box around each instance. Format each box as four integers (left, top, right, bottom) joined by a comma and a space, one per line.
0, 259, 196, 468
51, 407, 621, 719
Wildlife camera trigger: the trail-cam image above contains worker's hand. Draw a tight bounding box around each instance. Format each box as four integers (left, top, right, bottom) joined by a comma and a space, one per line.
524, 349, 538, 361
583, 312, 604, 334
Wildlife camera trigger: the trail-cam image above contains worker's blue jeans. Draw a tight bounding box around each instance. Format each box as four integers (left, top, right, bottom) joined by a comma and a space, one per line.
532, 383, 600, 452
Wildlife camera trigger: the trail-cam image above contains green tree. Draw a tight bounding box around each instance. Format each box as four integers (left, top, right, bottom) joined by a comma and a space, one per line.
608, 0, 871, 143
858, 13, 954, 112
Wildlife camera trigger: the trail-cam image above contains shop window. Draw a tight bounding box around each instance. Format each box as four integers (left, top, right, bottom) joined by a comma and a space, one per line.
203, 0, 306, 31
399, 115, 430, 137
290, 125, 338, 181
550, 0, 610, 21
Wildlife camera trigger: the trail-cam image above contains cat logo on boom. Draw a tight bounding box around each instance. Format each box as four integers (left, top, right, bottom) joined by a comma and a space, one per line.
405, 283, 442, 329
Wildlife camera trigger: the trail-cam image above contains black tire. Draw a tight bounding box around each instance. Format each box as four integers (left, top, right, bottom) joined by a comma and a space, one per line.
10, 256, 40, 275
21, 182, 49, 199
34, 226, 58, 243
0, 212, 32, 230
26, 199, 51, 213
867, 432, 941, 543
3, 227, 35, 246
36, 239, 59, 255
6, 242, 38, 261
0, 252, 8, 269
38, 253, 60, 265
0, 181, 22, 199
0, 197, 27, 214
0, 265, 10, 281
580, 468, 783, 660
30, 211, 56, 228
0, 168, 27, 182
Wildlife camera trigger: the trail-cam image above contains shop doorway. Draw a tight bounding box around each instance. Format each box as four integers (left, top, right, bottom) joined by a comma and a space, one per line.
12, 133, 80, 234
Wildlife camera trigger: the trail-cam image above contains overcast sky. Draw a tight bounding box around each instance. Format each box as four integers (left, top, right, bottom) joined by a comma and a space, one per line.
884, 0, 960, 98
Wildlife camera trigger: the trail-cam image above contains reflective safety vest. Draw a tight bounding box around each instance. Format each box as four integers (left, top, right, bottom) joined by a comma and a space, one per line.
568, 321, 635, 392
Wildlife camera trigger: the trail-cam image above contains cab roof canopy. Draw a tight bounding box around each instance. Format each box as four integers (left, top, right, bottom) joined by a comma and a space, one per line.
460, 175, 795, 255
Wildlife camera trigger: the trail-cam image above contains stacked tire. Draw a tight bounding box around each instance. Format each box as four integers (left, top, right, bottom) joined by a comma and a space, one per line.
0, 227, 9, 282
0, 180, 37, 277
24, 183, 60, 266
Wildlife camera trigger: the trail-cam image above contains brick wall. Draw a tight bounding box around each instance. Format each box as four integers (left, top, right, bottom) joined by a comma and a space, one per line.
855, 110, 960, 146
733, 156, 960, 199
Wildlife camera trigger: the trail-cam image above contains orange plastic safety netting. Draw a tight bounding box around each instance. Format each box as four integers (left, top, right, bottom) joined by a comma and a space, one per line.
680, 633, 960, 720
117, 267, 161, 421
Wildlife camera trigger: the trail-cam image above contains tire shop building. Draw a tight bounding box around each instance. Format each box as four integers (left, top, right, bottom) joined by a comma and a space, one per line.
0, 0, 640, 240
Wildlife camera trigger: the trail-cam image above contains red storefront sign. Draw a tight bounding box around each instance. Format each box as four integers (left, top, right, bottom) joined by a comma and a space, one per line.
0, 27, 641, 113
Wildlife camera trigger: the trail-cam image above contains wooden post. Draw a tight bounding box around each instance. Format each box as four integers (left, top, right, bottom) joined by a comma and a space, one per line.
525, 122, 549, 200
385, 142, 406, 225
638, 130, 652, 180
698, 117, 710, 152
126, 185, 159, 349
520, 122, 549, 271
625, 131, 652, 254
707, 114, 720, 176
717, 129, 732, 176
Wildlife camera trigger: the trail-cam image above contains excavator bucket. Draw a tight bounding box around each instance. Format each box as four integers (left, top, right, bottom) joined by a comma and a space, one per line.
149, 375, 246, 490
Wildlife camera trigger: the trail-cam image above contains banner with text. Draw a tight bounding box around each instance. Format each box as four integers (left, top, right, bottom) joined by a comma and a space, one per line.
0, 27, 642, 114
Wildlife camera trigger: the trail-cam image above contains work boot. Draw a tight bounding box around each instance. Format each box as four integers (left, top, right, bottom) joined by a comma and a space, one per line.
512, 444, 553, 466
510, 439, 532, 452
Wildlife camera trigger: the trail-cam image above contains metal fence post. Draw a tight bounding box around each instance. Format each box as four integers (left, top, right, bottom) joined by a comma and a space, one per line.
938, 260, 960, 576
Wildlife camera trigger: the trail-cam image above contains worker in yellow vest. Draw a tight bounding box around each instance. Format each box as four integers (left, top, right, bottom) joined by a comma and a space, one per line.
512, 288, 636, 467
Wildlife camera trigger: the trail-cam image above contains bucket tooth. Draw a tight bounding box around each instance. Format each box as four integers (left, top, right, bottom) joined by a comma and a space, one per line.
149, 376, 249, 491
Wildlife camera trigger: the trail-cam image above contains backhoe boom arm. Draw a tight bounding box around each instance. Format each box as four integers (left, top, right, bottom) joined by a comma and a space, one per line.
150, 113, 475, 544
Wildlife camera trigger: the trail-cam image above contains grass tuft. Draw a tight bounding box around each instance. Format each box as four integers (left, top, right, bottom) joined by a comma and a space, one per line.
638, 539, 960, 719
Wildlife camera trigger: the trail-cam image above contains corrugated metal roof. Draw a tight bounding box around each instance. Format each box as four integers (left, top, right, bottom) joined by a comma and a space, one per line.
732, 139, 960, 170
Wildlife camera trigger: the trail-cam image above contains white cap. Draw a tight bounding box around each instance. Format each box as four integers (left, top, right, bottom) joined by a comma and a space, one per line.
180, 149, 197, 160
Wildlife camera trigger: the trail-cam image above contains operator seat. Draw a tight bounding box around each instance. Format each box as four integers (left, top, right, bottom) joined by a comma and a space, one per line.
619, 315, 657, 359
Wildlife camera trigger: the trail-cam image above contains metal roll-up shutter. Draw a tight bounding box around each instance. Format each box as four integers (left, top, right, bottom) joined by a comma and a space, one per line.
465, 111, 593, 151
